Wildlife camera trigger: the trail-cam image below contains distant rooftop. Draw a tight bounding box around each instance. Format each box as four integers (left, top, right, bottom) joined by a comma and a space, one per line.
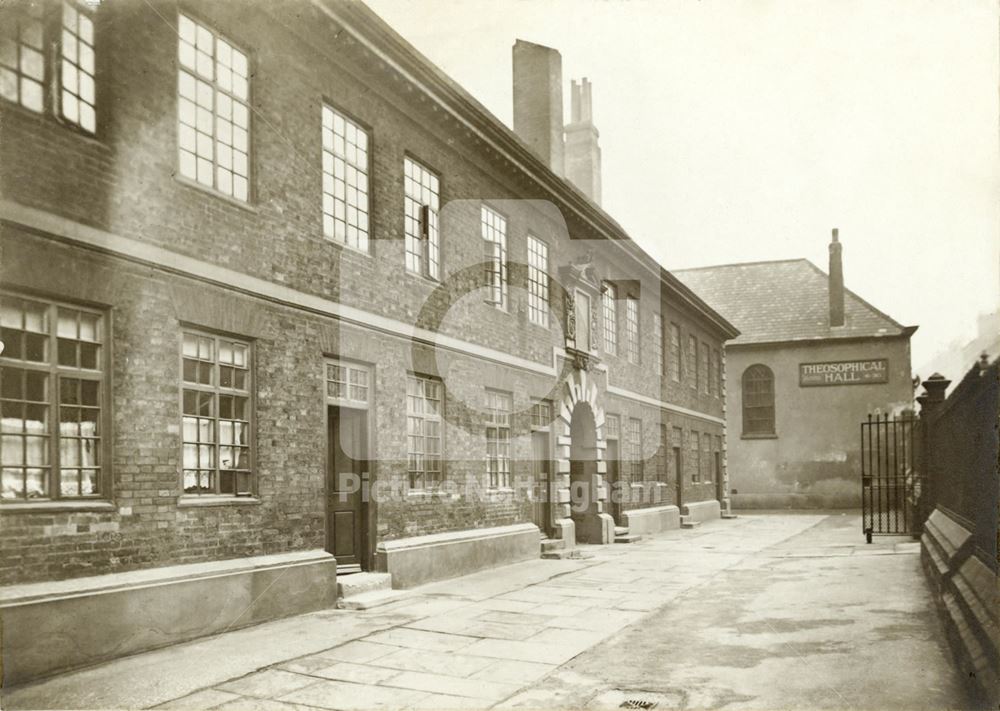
673, 259, 914, 346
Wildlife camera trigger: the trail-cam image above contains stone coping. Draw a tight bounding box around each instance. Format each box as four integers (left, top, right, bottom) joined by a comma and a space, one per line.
0, 549, 334, 605
376, 523, 539, 553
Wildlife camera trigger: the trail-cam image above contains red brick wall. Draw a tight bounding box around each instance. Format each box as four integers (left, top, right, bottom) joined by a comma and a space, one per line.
0, 0, 729, 584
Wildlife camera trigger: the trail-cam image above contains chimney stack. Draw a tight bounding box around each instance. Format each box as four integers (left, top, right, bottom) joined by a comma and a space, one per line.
564, 78, 602, 205
512, 40, 564, 176
829, 228, 845, 327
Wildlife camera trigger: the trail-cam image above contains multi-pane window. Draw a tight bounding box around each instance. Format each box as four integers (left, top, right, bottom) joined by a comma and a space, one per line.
690, 431, 700, 482
527, 236, 549, 327
407, 376, 442, 489
627, 418, 643, 483
669, 323, 681, 382
60, 2, 96, 132
0, 4, 45, 113
178, 14, 250, 201
742, 364, 775, 435
1, 294, 104, 501
657, 423, 669, 483
404, 157, 440, 279
702, 433, 712, 482
2, 1, 96, 130
604, 413, 620, 441
181, 331, 252, 496
325, 362, 370, 407
485, 390, 511, 488
715, 348, 723, 397
530, 400, 552, 430
671, 426, 683, 482
652, 314, 664, 375
602, 282, 617, 355
625, 297, 640, 364
687, 336, 697, 389
482, 206, 508, 309
701, 342, 710, 394
714, 435, 723, 484
322, 106, 370, 251
709, 348, 718, 396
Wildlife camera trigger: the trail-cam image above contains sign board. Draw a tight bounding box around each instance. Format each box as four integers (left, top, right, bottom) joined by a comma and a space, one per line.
799, 359, 889, 387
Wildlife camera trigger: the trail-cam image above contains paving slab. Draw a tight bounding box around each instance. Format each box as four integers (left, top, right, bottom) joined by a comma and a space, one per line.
216, 670, 319, 699
367, 649, 494, 678
363, 628, 479, 653
381, 670, 520, 700
460, 638, 590, 666
276, 679, 428, 710
308, 661, 401, 685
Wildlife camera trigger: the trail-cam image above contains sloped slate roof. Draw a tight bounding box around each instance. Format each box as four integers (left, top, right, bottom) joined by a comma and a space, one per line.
673, 259, 912, 346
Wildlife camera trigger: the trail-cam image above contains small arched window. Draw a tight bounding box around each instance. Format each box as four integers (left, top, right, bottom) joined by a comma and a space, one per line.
742, 364, 775, 435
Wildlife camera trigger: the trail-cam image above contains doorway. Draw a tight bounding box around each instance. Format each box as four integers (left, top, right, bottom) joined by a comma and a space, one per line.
531, 430, 551, 537
673, 444, 683, 509
606, 438, 621, 524
327, 406, 369, 571
714, 450, 723, 503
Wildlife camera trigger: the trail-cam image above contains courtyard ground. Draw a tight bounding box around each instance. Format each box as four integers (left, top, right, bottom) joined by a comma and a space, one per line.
1, 513, 969, 710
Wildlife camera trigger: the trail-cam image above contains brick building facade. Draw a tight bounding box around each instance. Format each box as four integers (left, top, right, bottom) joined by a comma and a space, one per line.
0, 0, 736, 682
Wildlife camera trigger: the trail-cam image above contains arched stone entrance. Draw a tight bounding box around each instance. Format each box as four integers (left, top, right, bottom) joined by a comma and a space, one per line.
552, 369, 614, 545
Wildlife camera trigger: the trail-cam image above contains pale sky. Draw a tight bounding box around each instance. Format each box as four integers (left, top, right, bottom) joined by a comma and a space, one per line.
367, 0, 1000, 371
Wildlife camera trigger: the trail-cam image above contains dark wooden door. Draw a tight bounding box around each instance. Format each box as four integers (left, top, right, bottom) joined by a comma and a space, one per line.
532, 431, 551, 536
674, 445, 683, 509
328, 407, 367, 569
606, 439, 621, 524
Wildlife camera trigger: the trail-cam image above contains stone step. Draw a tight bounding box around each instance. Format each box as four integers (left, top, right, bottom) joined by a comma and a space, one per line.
337, 587, 412, 610
614, 533, 642, 544
337, 571, 392, 599
680, 516, 701, 529
540, 537, 565, 553
721, 513, 739, 520
614, 526, 630, 537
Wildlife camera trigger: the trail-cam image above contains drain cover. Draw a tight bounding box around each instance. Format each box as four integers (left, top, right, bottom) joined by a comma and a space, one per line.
620, 700, 658, 710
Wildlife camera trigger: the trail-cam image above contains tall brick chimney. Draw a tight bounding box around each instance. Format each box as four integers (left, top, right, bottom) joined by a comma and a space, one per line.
512, 40, 564, 176
564, 78, 602, 205
829, 228, 845, 327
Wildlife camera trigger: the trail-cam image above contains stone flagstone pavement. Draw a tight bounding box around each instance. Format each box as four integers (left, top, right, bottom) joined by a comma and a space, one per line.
1, 513, 964, 710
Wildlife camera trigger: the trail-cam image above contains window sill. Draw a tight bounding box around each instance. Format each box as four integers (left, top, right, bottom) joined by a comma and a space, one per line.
0, 500, 116, 514
177, 495, 262, 508
403, 269, 441, 286
174, 174, 258, 213
741, 433, 778, 440
1, 101, 110, 150
321, 234, 373, 257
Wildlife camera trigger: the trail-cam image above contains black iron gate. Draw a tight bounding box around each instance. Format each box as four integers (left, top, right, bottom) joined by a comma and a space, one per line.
860, 414, 923, 542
